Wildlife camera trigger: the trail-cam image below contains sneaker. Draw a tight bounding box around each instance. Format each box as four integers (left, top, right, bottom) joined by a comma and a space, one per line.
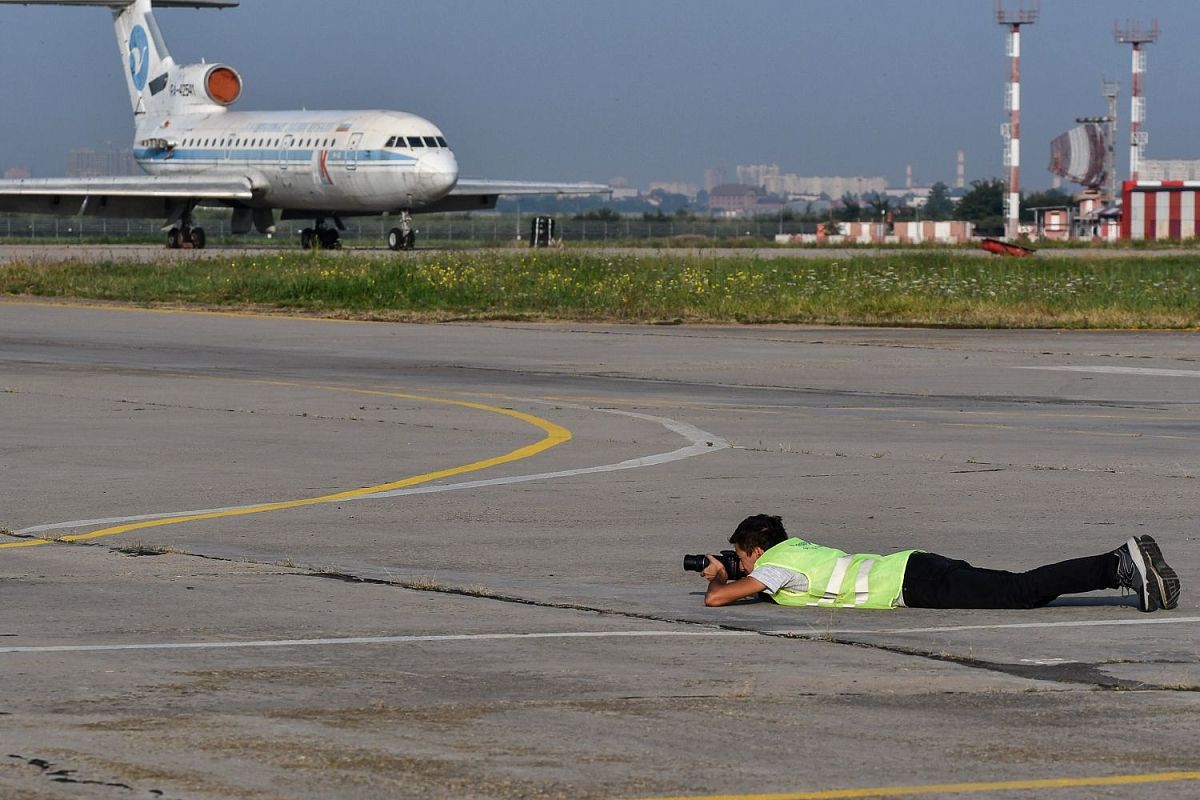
1114, 537, 1160, 612
1138, 535, 1181, 611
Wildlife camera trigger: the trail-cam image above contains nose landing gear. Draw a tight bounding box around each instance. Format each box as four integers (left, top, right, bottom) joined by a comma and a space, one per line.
387, 210, 416, 251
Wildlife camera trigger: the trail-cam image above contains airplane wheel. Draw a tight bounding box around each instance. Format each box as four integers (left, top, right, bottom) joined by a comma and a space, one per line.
300, 228, 317, 250
167, 229, 183, 249
319, 229, 341, 250
387, 228, 403, 251
190, 227, 207, 250
403, 231, 416, 250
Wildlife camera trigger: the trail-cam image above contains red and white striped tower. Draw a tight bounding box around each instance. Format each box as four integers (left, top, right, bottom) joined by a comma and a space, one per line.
996, 1, 1037, 240
1114, 21, 1159, 184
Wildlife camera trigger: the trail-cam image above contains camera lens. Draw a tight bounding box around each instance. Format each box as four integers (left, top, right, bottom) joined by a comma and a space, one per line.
682, 554, 709, 573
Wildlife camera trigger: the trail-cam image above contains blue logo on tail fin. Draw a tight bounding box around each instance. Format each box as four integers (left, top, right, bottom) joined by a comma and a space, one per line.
129, 26, 150, 90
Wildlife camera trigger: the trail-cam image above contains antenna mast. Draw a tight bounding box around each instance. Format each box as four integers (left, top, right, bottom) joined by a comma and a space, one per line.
1114, 20, 1159, 184
996, 1, 1038, 240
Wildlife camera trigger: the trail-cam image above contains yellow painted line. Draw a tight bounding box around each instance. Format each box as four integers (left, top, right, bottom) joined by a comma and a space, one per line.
1, 381, 571, 549
638, 770, 1200, 800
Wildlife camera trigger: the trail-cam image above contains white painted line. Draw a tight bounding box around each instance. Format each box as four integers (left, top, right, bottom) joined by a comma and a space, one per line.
768, 616, 1200, 637
16, 407, 729, 536
0, 629, 753, 655
1018, 366, 1200, 379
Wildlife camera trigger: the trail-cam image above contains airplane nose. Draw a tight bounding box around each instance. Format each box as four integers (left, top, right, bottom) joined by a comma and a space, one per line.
418, 150, 458, 195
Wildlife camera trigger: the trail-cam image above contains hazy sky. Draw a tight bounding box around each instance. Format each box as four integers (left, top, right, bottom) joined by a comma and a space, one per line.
0, 0, 1194, 190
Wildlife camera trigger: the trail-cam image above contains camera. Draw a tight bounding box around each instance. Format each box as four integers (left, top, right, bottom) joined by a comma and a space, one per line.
683, 550, 744, 581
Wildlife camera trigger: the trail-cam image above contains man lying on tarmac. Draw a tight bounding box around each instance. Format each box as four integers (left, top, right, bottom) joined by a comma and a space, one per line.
695, 514, 1181, 612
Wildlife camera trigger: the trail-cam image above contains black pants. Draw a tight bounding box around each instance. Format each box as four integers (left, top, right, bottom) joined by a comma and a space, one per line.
901, 551, 1118, 609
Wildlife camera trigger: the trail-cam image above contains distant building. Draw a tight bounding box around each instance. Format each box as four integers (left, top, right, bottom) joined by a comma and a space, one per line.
67, 147, 140, 177
709, 184, 761, 216
3, 166, 32, 180
703, 167, 727, 193
648, 181, 698, 200
736, 164, 780, 188
763, 174, 888, 198
1140, 160, 1200, 181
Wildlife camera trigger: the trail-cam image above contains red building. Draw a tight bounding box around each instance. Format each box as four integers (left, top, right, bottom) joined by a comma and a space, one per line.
708, 184, 761, 216
1121, 181, 1200, 241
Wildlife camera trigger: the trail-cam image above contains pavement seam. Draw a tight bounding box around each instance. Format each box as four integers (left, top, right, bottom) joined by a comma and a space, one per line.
23, 537, 1190, 693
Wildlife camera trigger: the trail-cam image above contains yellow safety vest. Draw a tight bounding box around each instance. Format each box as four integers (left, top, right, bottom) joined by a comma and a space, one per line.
754, 538, 918, 610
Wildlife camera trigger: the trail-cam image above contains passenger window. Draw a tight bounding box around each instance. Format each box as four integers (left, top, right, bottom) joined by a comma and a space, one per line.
423, 136, 438, 148
436, 136, 448, 148
408, 136, 424, 147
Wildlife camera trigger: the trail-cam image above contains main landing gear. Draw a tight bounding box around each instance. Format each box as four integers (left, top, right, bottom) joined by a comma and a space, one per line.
387, 210, 416, 251
166, 221, 206, 250
300, 218, 343, 250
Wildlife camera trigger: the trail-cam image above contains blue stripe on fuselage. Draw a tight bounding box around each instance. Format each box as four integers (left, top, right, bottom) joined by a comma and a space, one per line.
132, 148, 420, 164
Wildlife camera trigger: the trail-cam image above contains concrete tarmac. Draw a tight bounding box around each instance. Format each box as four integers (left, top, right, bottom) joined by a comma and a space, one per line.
1, 298, 1198, 799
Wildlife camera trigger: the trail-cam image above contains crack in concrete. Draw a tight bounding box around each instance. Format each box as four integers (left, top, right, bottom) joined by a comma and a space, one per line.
18, 538, 1195, 695
6, 753, 170, 797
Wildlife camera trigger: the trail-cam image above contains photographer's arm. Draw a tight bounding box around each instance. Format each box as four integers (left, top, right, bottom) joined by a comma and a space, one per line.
705, 577, 767, 606
700, 556, 767, 607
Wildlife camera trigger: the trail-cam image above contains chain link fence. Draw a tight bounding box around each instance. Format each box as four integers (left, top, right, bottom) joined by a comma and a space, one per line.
0, 213, 822, 246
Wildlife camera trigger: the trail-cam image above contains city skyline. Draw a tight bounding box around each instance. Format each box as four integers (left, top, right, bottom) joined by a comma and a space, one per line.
1, 1, 1196, 190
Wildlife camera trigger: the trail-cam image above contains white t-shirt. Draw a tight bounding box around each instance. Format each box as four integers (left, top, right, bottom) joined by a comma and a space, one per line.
749, 564, 809, 596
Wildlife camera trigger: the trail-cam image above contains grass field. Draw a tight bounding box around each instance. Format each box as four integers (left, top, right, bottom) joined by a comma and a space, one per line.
2, 250, 1198, 328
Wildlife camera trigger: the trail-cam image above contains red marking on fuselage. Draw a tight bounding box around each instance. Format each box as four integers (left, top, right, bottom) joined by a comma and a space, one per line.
318, 150, 334, 186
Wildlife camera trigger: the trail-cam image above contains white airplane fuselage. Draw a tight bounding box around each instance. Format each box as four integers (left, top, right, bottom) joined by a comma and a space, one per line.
134, 109, 459, 214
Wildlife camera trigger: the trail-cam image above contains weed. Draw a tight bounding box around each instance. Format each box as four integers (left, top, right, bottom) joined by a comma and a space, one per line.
2, 251, 1198, 328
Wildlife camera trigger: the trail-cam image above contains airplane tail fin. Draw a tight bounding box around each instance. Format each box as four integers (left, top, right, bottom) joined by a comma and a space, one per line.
0, 0, 239, 116
114, 0, 173, 115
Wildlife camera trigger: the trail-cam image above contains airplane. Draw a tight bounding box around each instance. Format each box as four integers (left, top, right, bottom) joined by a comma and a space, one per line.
0, 0, 609, 251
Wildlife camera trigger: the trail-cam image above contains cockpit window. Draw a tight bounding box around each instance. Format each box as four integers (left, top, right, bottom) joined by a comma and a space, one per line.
385, 136, 396, 148
408, 137, 425, 148
423, 136, 439, 148
436, 136, 448, 148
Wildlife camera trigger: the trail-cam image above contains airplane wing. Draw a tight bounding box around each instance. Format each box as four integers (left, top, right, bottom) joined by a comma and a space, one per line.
0, 176, 254, 219
422, 178, 611, 213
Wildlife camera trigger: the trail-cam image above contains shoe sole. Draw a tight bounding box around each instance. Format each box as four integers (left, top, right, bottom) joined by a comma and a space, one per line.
1139, 535, 1181, 611
1126, 537, 1157, 612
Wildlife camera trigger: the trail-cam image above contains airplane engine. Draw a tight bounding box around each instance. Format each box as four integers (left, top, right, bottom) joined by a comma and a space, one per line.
171, 64, 244, 107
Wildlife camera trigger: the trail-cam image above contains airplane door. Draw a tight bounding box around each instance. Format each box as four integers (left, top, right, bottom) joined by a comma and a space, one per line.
347, 133, 363, 171
280, 135, 293, 171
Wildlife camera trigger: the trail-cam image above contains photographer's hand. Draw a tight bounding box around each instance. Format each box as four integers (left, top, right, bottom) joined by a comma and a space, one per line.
701, 554, 728, 583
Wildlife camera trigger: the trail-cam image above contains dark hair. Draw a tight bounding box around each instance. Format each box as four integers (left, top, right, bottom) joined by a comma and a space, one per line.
729, 514, 788, 552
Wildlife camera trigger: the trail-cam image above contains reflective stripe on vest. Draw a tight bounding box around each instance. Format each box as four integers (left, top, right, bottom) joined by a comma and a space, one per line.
854, 558, 874, 606
820, 555, 854, 604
